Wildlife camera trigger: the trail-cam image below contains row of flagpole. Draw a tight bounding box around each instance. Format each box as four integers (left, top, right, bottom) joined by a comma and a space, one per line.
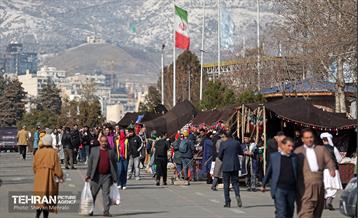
161, 0, 261, 107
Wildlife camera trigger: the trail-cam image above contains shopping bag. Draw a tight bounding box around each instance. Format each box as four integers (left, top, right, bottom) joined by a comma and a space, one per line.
110, 184, 121, 205
209, 161, 215, 176
79, 182, 94, 215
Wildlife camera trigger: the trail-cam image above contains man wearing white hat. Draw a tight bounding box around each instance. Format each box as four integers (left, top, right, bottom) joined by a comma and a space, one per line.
320, 132, 343, 211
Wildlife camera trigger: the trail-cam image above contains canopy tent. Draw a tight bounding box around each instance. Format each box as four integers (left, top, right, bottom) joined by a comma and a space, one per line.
118, 112, 161, 128
191, 107, 237, 126
265, 98, 356, 131
143, 100, 197, 137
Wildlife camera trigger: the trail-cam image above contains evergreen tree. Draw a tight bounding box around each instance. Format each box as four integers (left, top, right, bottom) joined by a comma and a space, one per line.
37, 81, 62, 114
237, 90, 265, 105
199, 81, 237, 110
0, 76, 27, 127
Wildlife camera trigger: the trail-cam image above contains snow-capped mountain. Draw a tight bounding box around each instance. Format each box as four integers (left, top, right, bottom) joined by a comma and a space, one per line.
0, 0, 281, 78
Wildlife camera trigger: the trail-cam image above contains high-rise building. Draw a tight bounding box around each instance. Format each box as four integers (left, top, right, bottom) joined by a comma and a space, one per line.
3, 42, 38, 75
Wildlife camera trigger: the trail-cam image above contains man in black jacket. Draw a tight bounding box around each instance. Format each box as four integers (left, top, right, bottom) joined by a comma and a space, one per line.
154, 135, 170, 186
71, 124, 81, 164
127, 128, 142, 180
81, 126, 93, 163
218, 130, 243, 208
62, 127, 75, 169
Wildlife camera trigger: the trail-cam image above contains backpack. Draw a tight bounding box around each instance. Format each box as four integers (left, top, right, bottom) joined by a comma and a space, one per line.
179, 139, 189, 153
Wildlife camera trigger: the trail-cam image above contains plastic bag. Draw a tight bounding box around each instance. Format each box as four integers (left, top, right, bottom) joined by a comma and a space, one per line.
79, 182, 94, 215
110, 184, 121, 205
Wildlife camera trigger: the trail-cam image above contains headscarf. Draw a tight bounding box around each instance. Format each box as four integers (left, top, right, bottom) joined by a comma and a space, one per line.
40, 134, 53, 148
320, 132, 334, 146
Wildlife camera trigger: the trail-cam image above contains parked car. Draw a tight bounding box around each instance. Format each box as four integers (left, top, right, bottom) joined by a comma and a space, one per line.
340, 176, 357, 218
0, 127, 18, 152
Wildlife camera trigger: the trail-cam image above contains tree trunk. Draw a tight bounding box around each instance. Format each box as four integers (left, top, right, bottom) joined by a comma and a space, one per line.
336, 56, 346, 113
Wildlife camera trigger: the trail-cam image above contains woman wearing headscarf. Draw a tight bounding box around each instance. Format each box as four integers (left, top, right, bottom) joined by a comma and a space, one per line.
320, 132, 343, 210
33, 134, 64, 218
115, 129, 128, 189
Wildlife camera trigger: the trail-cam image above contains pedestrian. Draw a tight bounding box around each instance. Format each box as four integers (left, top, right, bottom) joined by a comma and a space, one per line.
81, 126, 93, 163
153, 134, 170, 186
201, 131, 213, 184
320, 132, 343, 210
70, 124, 81, 164
62, 127, 75, 169
218, 130, 243, 208
211, 130, 224, 191
179, 130, 196, 185
17, 125, 29, 160
145, 130, 157, 174
267, 131, 285, 164
294, 130, 303, 149
127, 127, 142, 180
172, 132, 183, 180
51, 128, 62, 160
85, 135, 117, 217
295, 128, 336, 218
115, 129, 128, 189
33, 125, 40, 155
261, 137, 298, 218
138, 126, 147, 169
33, 134, 63, 218
244, 134, 259, 192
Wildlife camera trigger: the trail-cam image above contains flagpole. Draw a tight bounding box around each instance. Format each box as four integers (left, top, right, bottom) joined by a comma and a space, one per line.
161, 44, 165, 105
217, 0, 221, 78
200, 0, 206, 101
173, 0, 176, 106
256, 0, 261, 91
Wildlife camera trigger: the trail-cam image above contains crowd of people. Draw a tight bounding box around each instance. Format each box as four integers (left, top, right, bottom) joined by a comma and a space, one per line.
15, 122, 345, 218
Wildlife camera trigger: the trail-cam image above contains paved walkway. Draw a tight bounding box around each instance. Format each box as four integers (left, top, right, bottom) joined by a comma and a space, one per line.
0, 152, 345, 218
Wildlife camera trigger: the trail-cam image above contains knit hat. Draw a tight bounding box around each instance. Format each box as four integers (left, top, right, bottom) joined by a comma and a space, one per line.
42, 134, 53, 146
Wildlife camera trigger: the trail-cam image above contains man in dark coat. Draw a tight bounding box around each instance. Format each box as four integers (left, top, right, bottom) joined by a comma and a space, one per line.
218, 130, 244, 208
71, 124, 81, 164
154, 135, 170, 186
85, 135, 117, 217
262, 137, 298, 218
127, 128, 142, 180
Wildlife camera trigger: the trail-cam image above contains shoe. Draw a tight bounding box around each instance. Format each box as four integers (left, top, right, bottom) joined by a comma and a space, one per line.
122, 186, 127, 190
127, 176, 132, 180
135, 177, 140, 181
71, 167, 77, 170
224, 202, 231, 208
327, 203, 335, 211
246, 188, 252, 192
163, 182, 167, 186
156, 181, 160, 186
211, 187, 218, 191
187, 181, 191, 186
117, 185, 122, 189
65, 167, 69, 169
236, 196, 242, 208
88, 212, 93, 216
251, 188, 257, 192
103, 212, 112, 217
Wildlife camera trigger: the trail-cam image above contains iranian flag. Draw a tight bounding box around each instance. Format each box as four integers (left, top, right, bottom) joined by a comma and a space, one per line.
175, 5, 190, 49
